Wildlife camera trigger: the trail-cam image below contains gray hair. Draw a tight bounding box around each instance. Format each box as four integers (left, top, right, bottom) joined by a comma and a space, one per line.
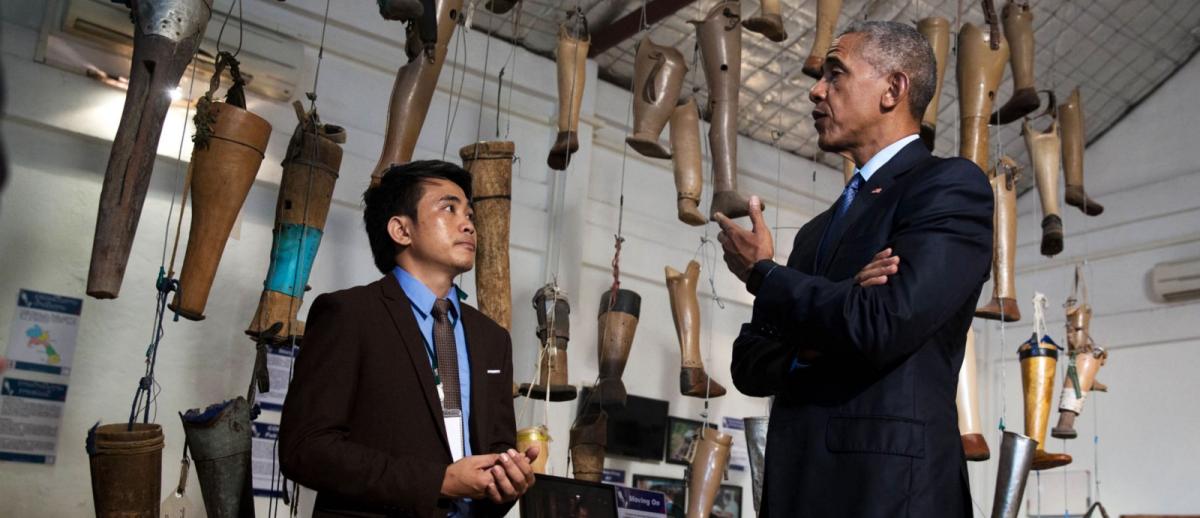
838, 20, 937, 120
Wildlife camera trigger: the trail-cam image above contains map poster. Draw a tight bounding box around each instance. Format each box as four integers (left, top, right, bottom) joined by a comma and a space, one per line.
0, 376, 68, 464
256, 345, 298, 412
5, 289, 83, 377
251, 422, 284, 497
721, 417, 748, 472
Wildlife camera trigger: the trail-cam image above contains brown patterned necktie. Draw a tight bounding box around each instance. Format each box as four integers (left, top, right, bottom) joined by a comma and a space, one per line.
431, 299, 461, 411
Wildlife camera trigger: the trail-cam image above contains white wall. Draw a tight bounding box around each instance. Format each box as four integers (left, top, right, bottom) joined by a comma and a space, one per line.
0, 1, 839, 516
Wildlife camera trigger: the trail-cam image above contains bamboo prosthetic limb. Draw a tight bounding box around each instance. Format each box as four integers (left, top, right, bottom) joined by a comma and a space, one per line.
88, 0, 213, 299
957, 23, 1010, 170
596, 289, 641, 408
916, 17, 950, 150
519, 284, 578, 401
1058, 87, 1104, 215
687, 427, 733, 518
1023, 118, 1064, 256
459, 140, 515, 330
627, 37, 687, 159
801, 0, 844, 79
547, 11, 590, 170
958, 327, 990, 461
976, 157, 1022, 322
369, 0, 463, 186
1018, 334, 1072, 470
666, 261, 726, 398
992, 2, 1040, 124
742, 0, 787, 42
670, 98, 706, 226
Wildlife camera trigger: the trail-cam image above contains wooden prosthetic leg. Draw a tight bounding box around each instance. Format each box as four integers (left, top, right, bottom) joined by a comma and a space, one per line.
1023, 118, 1064, 257
692, 2, 752, 219
742, 0, 787, 42
1058, 87, 1104, 215
686, 427, 732, 518
992, 2, 1041, 124
548, 11, 590, 170
570, 410, 607, 482
670, 98, 705, 226
1019, 334, 1072, 470
596, 289, 641, 408
88, 0, 213, 299
801, 0, 844, 79
519, 284, 578, 401
627, 37, 687, 159
916, 17, 950, 150
956, 22, 1010, 170
976, 157, 1022, 322
957, 327, 990, 461
459, 140, 515, 330
666, 261, 726, 399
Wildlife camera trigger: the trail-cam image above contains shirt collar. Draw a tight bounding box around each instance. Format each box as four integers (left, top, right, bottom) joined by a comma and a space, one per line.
391, 266, 461, 320
854, 134, 921, 183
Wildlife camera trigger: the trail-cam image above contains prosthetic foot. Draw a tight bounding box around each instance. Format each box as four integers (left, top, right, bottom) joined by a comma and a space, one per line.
1023, 118, 1064, 256
917, 17, 950, 150
687, 427, 733, 518
548, 11, 590, 170
519, 284, 578, 401
692, 2, 752, 219
670, 98, 706, 226
742, 0, 787, 42
627, 37, 687, 159
570, 410, 607, 482
991, 430, 1037, 518
992, 2, 1041, 124
1019, 334, 1072, 470
666, 261, 727, 398
596, 289, 641, 408
802, 0, 844, 79
1059, 87, 1104, 215
976, 157, 1022, 322
957, 328, 990, 461
956, 22, 1010, 170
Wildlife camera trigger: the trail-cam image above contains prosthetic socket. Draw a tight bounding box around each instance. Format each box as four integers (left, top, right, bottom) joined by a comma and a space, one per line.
692, 1, 752, 220
180, 397, 254, 518
1018, 334, 1072, 470
88, 0, 213, 299
743, 417, 768, 513
957, 22, 1010, 170
628, 37, 687, 159
570, 409, 607, 482
519, 284, 578, 402
1023, 117, 1064, 257
596, 289, 641, 408
992, 2, 1041, 124
87, 422, 166, 517
666, 261, 726, 398
991, 430, 1037, 518
687, 427, 733, 518
1058, 87, 1104, 215
459, 140, 515, 330
670, 97, 706, 226
742, 0, 787, 42
976, 157, 1022, 322
957, 327, 990, 461
916, 17, 950, 150
548, 10, 590, 170
801, 0, 844, 79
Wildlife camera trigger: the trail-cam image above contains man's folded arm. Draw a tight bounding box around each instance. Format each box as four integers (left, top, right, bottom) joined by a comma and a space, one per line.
279, 293, 447, 513
731, 322, 799, 397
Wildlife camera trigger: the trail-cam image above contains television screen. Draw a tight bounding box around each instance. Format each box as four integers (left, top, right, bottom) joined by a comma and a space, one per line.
520, 474, 618, 518
577, 387, 668, 462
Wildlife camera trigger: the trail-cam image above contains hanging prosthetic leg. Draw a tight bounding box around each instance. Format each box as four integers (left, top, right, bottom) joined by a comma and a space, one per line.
990, 430, 1037, 518
977, 157, 1022, 321
1019, 333, 1072, 470
519, 284, 578, 401
686, 427, 732, 518
247, 102, 344, 343
570, 410, 607, 482
459, 140, 515, 330
88, 0, 213, 299
692, 2, 752, 220
956, 22, 1010, 170
670, 98, 706, 226
547, 11, 590, 170
742, 0, 787, 42
596, 289, 641, 408
743, 417, 768, 513
1059, 87, 1104, 215
666, 261, 726, 398
370, 0, 462, 186
627, 37, 687, 159
992, 2, 1041, 124
180, 398, 254, 518
1053, 347, 1107, 439
801, 0, 844, 79
376, 0, 424, 21
916, 17, 950, 150
87, 423, 166, 517
958, 327, 990, 461
516, 426, 551, 474
1023, 117, 1064, 256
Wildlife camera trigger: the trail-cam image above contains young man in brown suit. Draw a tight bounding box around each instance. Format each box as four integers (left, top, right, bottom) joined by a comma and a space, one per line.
280, 160, 536, 517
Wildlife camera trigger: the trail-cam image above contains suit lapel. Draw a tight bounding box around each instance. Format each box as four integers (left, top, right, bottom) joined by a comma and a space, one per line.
377, 275, 452, 458
817, 141, 931, 274
460, 307, 490, 453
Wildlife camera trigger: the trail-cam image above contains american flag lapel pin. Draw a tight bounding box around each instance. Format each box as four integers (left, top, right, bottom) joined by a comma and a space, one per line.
871, 187, 883, 194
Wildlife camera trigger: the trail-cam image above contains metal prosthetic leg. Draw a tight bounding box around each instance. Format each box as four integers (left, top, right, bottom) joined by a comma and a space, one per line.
666, 261, 726, 398
180, 398, 254, 518
990, 430, 1037, 518
957, 22, 1010, 170
627, 37, 687, 159
670, 97, 706, 226
801, 0, 844, 79
992, 2, 1041, 124
596, 289, 641, 408
548, 11, 590, 171
977, 157, 1022, 321
1023, 118, 1064, 256
744, 416, 768, 513
917, 17, 950, 150
459, 140, 515, 330
742, 0, 787, 42
519, 284, 578, 401
1059, 87, 1104, 215
1019, 334, 1072, 470
958, 327, 990, 460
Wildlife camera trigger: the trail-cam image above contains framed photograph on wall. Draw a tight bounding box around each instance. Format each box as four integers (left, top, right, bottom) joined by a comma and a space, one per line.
711, 484, 743, 518
664, 416, 718, 465
631, 474, 687, 518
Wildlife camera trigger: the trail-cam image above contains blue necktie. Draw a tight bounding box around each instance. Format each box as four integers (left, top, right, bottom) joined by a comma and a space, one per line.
815, 173, 863, 269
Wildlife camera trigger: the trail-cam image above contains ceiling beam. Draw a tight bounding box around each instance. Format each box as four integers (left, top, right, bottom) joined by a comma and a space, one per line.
588, 0, 698, 57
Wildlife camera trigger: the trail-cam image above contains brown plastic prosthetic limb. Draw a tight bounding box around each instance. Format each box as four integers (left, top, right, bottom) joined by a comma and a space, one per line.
484, 0, 520, 15
87, 423, 165, 517
742, 0, 787, 42
570, 411, 607, 482
88, 0, 213, 299
991, 430, 1037, 518
548, 12, 590, 170
369, 0, 462, 186
1058, 87, 1104, 215
516, 426, 550, 474
627, 37, 687, 159
687, 427, 733, 518
1018, 334, 1072, 470
976, 157, 1022, 322
666, 261, 727, 399
1065, 302, 1092, 353
377, 0, 423, 21
992, 2, 1040, 124
459, 140, 514, 330
956, 22, 1010, 170
957, 327, 990, 461
917, 17, 950, 150
1052, 347, 1107, 439
692, 2, 751, 219
596, 289, 641, 408
670, 98, 705, 226
519, 284, 578, 401
802, 0, 844, 79
247, 102, 344, 343
1023, 118, 1063, 256
169, 102, 271, 320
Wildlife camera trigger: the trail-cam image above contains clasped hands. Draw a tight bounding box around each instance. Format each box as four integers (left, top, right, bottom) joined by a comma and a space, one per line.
441, 446, 539, 504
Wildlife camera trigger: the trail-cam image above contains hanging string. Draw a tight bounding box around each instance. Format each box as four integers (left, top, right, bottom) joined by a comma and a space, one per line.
215, 0, 246, 58
473, 6, 495, 144
442, 18, 470, 159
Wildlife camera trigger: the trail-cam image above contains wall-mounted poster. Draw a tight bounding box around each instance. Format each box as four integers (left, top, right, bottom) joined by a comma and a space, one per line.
632, 475, 686, 518
664, 416, 717, 465
720, 417, 748, 472
4, 289, 82, 376
712, 485, 742, 518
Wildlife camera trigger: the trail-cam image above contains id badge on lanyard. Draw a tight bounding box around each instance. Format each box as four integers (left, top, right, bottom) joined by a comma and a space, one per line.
435, 372, 466, 461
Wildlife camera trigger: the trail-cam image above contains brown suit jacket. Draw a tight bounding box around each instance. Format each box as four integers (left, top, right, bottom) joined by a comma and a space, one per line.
279, 275, 517, 517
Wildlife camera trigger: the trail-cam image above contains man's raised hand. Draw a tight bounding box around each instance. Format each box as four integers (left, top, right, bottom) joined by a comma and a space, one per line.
714, 196, 773, 282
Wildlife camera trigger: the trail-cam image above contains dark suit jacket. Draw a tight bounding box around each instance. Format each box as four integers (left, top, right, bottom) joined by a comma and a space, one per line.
279, 275, 518, 517
731, 141, 994, 517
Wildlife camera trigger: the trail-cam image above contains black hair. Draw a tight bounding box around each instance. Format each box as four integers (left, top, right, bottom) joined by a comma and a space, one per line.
362, 160, 473, 274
